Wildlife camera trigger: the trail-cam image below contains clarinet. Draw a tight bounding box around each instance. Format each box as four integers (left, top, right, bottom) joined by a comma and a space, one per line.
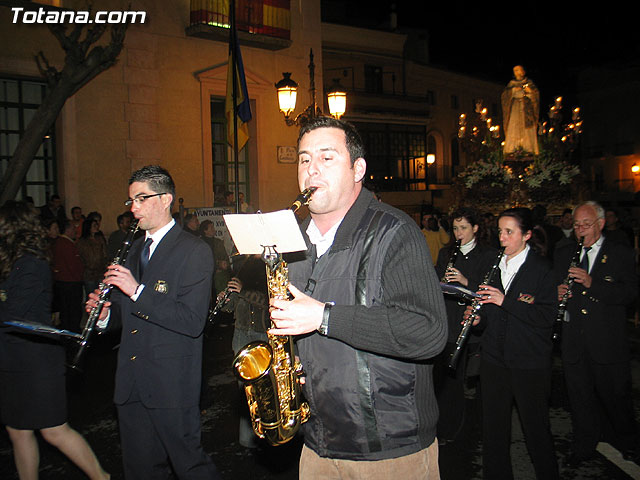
208, 287, 233, 322
68, 219, 140, 372
553, 236, 584, 340
449, 246, 505, 370
441, 239, 462, 282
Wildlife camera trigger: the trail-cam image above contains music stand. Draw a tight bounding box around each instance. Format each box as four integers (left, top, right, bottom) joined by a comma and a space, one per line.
223, 209, 307, 255
4, 320, 83, 340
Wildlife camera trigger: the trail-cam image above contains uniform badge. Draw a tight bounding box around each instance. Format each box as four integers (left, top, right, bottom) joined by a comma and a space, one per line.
154, 280, 168, 294
517, 293, 535, 304
601, 255, 607, 263
0, 289, 7, 302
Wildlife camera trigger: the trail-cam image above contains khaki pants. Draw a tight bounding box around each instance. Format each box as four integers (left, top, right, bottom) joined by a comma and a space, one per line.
299, 439, 440, 480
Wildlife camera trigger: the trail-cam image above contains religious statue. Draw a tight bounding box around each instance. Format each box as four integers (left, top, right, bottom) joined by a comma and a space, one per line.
501, 65, 540, 155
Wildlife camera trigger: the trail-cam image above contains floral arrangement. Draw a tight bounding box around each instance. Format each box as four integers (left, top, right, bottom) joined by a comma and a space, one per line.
458, 159, 512, 189
456, 149, 583, 210
522, 156, 580, 189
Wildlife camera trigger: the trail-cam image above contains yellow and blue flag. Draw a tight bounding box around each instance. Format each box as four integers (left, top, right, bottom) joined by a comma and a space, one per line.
225, 23, 251, 151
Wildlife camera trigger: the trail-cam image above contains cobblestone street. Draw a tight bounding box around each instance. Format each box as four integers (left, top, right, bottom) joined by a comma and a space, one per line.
2, 317, 640, 479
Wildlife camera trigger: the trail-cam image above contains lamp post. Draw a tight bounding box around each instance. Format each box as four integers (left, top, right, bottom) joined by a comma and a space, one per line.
632, 163, 640, 192
426, 153, 435, 186
275, 49, 347, 126
326, 78, 347, 119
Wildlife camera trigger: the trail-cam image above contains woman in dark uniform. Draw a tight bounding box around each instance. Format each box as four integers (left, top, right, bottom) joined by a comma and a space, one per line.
468, 207, 559, 480
0, 201, 109, 480
434, 207, 497, 444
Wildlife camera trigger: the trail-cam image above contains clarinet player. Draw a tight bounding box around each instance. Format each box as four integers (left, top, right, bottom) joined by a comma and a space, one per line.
0, 201, 109, 480
434, 207, 497, 445
554, 201, 638, 466
464, 207, 559, 479
86, 165, 220, 480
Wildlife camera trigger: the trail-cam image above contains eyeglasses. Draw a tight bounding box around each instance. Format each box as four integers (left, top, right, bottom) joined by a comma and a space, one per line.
124, 192, 166, 206
573, 220, 597, 229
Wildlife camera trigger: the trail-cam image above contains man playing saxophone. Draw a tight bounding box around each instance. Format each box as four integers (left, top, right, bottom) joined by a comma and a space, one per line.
269, 117, 447, 479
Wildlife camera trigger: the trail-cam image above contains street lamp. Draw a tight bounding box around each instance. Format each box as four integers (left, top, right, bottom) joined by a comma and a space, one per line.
326, 78, 347, 119
275, 49, 347, 126
275, 72, 297, 120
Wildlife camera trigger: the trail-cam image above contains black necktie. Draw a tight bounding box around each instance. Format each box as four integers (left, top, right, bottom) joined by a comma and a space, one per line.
579, 246, 591, 272
140, 237, 153, 276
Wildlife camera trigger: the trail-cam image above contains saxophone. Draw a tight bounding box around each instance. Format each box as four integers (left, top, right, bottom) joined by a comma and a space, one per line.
449, 246, 505, 369
232, 187, 316, 445
553, 236, 584, 340
68, 219, 140, 372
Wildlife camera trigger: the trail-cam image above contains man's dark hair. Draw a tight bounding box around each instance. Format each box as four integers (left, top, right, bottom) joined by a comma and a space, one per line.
297, 116, 365, 166
199, 219, 213, 236
129, 165, 176, 201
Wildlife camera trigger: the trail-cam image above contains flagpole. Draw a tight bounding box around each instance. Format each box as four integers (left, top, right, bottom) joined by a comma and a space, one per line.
230, 0, 240, 214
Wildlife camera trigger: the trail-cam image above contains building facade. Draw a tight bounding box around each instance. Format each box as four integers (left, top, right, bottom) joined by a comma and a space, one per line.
1, 0, 504, 234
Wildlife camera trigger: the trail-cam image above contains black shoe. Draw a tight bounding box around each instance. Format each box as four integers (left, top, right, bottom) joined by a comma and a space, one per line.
564, 452, 595, 468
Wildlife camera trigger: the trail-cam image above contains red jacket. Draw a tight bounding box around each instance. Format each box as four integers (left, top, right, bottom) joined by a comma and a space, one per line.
52, 235, 84, 282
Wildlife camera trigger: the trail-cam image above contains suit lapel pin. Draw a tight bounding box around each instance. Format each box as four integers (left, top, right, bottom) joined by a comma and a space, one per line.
601, 255, 607, 263
154, 280, 168, 294
517, 293, 535, 304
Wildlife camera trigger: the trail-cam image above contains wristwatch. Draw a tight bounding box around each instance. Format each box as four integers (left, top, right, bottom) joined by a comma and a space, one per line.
318, 302, 334, 336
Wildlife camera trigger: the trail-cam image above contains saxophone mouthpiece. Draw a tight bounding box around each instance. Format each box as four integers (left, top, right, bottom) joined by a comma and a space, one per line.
290, 187, 318, 212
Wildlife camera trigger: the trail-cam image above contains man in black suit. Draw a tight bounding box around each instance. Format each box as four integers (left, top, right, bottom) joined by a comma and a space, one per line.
87, 165, 219, 479
554, 201, 638, 466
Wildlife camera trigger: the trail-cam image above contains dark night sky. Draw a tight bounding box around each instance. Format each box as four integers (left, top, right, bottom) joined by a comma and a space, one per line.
324, 1, 640, 109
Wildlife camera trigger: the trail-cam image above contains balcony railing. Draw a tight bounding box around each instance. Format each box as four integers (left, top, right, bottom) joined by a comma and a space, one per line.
187, 0, 291, 50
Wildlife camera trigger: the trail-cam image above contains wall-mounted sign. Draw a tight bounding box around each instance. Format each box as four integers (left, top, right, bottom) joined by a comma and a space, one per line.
277, 145, 297, 164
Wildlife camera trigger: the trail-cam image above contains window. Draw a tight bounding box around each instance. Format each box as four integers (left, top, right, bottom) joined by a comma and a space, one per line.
0, 78, 56, 205
210, 97, 249, 207
364, 65, 383, 94
451, 137, 460, 168
427, 90, 436, 106
189, 0, 291, 41
354, 122, 427, 192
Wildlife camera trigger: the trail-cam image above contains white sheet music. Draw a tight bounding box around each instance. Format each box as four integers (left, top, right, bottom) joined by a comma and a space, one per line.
223, 210, 307, 255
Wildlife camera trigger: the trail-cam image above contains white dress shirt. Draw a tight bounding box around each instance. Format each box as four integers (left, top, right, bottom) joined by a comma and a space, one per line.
499, 243, 530, 293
